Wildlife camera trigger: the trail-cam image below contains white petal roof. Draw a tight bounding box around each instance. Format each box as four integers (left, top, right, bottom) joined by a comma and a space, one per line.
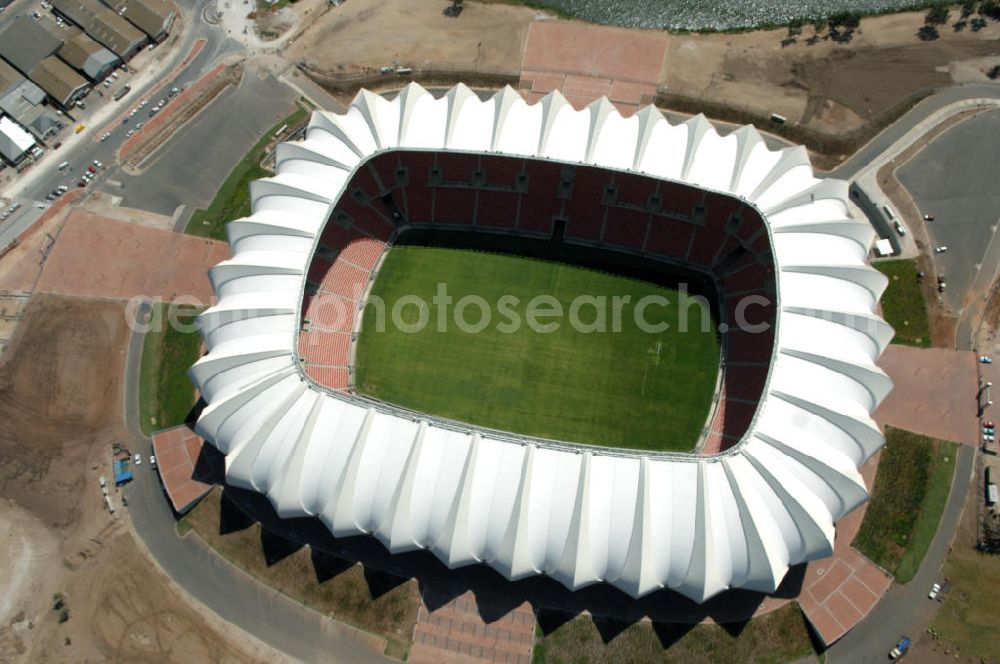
190, 83, 892, 602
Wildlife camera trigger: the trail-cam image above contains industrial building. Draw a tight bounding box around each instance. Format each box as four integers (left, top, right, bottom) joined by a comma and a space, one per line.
51, 0, 146, 60
0, 114, 36, 165
189, 84, 893, 603
0, 18, 89, 108
101, 0, 176, 42
0, 58, 63, 140
58, 28, 120, 81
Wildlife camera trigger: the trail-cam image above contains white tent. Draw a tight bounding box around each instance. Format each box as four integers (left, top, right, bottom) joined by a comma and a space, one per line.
0, 115, 34, 164
189, 83, 892, 602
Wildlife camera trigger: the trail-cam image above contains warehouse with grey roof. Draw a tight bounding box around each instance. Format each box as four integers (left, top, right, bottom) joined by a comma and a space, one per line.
101, 0, 176, 42
51, 0, 146, 60
0, 18, 89, 107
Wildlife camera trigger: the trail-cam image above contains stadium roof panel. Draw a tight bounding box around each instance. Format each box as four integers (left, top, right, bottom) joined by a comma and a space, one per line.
190, 83, 892, 602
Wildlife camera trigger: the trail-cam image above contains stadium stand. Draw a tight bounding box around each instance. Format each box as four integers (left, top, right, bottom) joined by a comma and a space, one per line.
476, 190, 520, 230
563, 166, 609, 243
299, 150, 777, 446
603, 208, 649, 250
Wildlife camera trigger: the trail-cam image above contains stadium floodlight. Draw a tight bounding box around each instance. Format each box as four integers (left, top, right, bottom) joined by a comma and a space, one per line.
190, 83, 892, 602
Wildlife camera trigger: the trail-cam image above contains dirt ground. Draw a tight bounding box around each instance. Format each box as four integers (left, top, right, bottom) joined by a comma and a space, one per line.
0, 294, 281, 662
288, 0, 539, 74
663, 10, 1000, 134
288, 1, 998, 140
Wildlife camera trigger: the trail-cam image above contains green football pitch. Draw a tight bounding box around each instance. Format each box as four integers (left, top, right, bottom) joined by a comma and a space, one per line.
354, 247, 720, 452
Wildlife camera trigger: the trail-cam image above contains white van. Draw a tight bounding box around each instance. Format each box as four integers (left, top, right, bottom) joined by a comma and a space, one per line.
57, 161, 69, 171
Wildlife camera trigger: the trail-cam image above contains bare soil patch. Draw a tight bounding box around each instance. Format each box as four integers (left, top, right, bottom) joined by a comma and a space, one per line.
183, 487, 421, 647
289, 0, 536, 74
0, 295, 282, 662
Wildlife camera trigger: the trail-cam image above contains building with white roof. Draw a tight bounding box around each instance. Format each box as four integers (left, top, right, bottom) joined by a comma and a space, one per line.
189, 83, 892, 603
0, 114, 35, 164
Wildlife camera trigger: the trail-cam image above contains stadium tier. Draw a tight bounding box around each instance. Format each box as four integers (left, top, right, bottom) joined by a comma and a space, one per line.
192, 84, 893, 603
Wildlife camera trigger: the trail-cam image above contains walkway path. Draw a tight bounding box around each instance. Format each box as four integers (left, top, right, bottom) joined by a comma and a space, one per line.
122, 299, 394, 663
826, 443, 974, 663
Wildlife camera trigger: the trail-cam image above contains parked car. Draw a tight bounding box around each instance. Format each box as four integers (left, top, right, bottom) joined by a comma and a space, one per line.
980, 356, 993, 364
923, 213, 935, 221
149, 455, 156, 468
77, 180, 86, 187
87, 165, 96, 174
937, 276, 946, 292
890, 637, 910, 659
57, 185, 68, 193
928, 582, 941, 599
133, 453, 141, 466
93, 160, 103, 168
894, 220, 906, 236
100, 132, 110, 142
934, 246, 948, 253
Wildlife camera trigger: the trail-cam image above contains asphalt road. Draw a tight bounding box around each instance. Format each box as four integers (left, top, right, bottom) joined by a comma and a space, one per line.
896, 109, 1000, 315
116, 68, 297, 217
828, 83, 1000, 181
826, 443, 974, 663
122, 300, 393, 664
8, 0, 244, 206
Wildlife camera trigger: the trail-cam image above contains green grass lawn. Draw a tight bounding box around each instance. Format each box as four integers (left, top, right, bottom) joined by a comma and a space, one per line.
138, 304, 204, 436
852, 426, 957, 583
354, 247, 720, 452
532, 603, 815, 664
185, 105, 310, 241
874, 259, 931, 347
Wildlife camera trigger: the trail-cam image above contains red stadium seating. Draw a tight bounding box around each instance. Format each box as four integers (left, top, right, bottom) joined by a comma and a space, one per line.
306, 365, 351, 390
339, 238, 385, 271
613, 173, 658, 209
645, 216, 694, 261
398, 152, 437, 222
603, 208, 649, 250
481, 155, 524, 189
563, 167, 610, 242
476, 190, 520, 229
723, 364, 769, 403
658, 181, 703, 217
518, 160, 564, 234
350, 163, 383, 199
368, 152, 402, 192
437, 152, 479, 183
435, 188, 478, 226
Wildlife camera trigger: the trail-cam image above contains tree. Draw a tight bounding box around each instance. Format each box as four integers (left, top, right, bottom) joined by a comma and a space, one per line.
926, 3, 950, 24
988, 64, 1000, 80
980, 0, 1000, 18
788, 17, 804, 36
961, 0, 977, 17
981, 515, 1000, 552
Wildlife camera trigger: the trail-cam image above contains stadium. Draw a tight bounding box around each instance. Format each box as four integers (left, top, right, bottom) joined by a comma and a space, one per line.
189, 82, 893, 603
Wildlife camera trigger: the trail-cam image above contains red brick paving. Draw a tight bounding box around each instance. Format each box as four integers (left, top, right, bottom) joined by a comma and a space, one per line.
35, 209, 228, 302
519, 22, 667, 115
875, 344, 978, 445
409, 592, 535, 664
152, 425, 216, 513
798, 449, 893, 645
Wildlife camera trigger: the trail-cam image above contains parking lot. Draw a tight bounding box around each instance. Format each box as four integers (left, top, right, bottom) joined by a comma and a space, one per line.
897, 108, 1000, 314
